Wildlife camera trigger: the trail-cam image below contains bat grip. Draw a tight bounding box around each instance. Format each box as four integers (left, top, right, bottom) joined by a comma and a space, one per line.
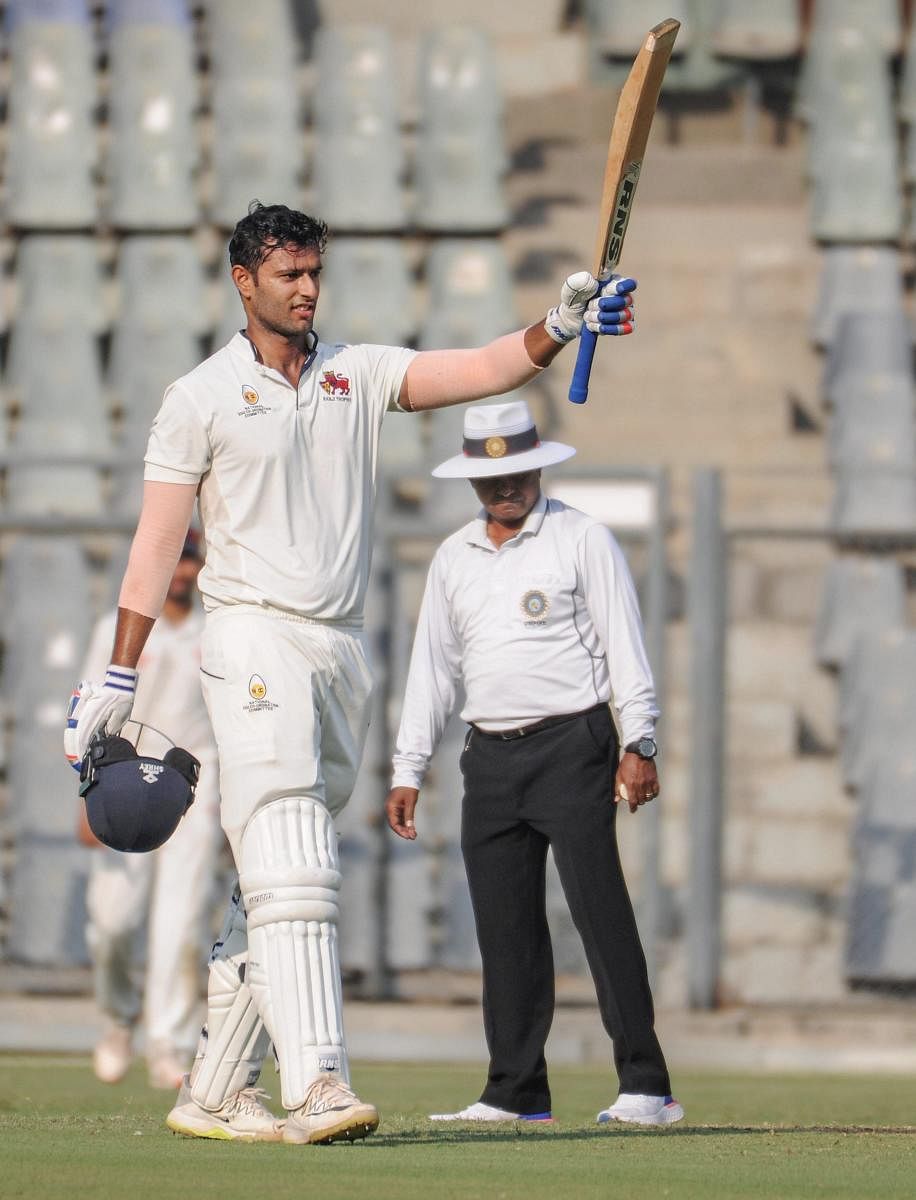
568, 327, 598, 405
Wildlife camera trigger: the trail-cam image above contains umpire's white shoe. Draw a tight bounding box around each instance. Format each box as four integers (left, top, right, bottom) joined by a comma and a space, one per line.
597, 1093, 684, 1127
430, 1101, 553, 1122
283, 1075, 379, 1145
166, 1075, 285, 1141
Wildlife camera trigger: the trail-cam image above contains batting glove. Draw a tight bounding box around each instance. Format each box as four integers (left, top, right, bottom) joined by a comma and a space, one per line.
584, 275, 637, 336
64, 664, 137, 771
544, 271, 601, 344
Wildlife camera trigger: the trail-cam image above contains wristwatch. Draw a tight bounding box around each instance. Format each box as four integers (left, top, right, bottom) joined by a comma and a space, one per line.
625, 736, 657, 759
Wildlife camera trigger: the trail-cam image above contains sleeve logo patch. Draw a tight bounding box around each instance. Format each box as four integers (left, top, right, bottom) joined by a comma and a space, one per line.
243, 674, 279, 713
319, 370, 351, 400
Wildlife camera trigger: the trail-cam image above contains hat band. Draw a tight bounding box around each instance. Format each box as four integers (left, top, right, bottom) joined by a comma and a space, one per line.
463, 426, 540, 460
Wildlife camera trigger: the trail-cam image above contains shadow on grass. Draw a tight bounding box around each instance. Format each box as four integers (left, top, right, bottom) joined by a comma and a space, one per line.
370, 1123, 916, 1147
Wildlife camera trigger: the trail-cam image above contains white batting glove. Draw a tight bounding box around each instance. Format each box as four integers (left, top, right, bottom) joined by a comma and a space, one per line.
584, 274, 637, 336
64, 664, 137, 771
544, 271, 600, 344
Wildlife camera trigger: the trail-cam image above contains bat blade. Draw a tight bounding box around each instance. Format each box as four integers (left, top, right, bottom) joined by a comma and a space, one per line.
569, 18, 680, 405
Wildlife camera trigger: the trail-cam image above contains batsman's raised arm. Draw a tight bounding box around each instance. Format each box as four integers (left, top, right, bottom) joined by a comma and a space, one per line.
397, 271, 636, 412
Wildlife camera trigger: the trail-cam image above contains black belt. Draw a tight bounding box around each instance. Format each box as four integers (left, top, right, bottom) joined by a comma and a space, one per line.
471, 702, 609, 741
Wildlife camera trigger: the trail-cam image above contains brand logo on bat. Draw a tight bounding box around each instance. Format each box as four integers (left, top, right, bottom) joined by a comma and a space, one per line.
606, 163, 641, 266
320, 370, 351, 399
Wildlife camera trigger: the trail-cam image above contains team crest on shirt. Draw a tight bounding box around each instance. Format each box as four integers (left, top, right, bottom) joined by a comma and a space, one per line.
238, 384, 272, 418
319, 370, 351, 401
243, 674, 279, 713
520, 589, 550, 626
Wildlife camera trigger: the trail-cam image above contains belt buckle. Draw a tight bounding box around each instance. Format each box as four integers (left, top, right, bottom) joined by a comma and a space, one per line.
501, 726, 525, 740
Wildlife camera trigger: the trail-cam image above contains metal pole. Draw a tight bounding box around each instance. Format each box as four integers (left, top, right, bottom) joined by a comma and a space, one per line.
686, 468, 727, 1009
639, 469, 669, 988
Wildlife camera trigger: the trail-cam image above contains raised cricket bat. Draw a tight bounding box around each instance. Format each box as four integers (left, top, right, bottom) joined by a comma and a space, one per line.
568, 17, 680, 405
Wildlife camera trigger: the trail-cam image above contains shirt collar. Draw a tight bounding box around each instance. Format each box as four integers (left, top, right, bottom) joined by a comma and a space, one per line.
229, 330, 319, 380
467, 492, 550, 551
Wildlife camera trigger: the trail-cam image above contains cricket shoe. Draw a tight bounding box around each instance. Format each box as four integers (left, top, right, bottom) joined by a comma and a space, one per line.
596, 1093, 684, 1127
429, 1101, 553, 1123
283, 1075, 379, 1145
93, 1021, 134, 1084
166, 1075, 285, 1141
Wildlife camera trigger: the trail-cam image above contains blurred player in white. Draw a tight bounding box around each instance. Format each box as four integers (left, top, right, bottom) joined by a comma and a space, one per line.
64, 201, 635, 1144
80, 533, 222, 1089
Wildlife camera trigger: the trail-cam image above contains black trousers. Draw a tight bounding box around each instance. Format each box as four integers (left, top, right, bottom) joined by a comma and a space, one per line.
460, 704, 671, 1116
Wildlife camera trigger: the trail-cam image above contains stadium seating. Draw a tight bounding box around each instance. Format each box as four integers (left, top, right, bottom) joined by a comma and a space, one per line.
813, 556, 907, 669
823, 312, 913, 409
318, 238, 415, 347
13, 236, 106, 334
809, 0, 902, 57
827, 375, 916, 473
106, 0, 200, 230
810, 247, 905, 350
420, 239, 517, 350
583, 0, 692, 55
711, 0, 801, 61
829, 467, 916, 541
4, 0, 98, 229
205, 0, 304, 226
311, 25, 405, 231
414, 26, 508, 232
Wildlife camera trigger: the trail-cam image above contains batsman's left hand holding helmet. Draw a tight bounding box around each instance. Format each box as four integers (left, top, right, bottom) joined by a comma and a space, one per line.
78, 730, 200, 853
64, 664, 138, 770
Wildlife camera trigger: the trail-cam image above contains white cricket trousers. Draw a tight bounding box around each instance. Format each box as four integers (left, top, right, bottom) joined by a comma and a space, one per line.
198, 606, 374, 861
85, 760, 221, 1052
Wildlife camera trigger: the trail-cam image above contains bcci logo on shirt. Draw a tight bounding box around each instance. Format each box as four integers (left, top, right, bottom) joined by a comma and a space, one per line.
243, 674, 279, 713
520, 590, 550, 626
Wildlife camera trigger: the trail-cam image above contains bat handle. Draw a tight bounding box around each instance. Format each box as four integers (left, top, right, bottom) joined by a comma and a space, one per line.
568, 327, 598, 405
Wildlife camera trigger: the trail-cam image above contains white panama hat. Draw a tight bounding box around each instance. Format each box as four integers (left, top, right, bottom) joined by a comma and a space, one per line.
431, 400, 576, 479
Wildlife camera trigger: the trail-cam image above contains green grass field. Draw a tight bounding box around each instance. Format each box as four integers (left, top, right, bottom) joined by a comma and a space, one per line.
1, 1057, 914, 1200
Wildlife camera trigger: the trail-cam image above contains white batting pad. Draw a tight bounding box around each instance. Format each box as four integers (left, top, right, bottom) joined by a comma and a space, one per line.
189, 884, 272, 1110
239, 798, 348, 1110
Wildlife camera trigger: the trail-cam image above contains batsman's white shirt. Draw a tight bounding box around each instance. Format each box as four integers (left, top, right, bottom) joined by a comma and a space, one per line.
144, 332, 416, 622
391, 495, 659, 790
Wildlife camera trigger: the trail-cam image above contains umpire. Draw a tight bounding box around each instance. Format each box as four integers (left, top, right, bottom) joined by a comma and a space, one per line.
385, 399, 683, 1128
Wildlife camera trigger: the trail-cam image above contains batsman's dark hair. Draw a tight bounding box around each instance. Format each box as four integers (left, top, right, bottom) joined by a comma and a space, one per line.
228, 200, 329, 273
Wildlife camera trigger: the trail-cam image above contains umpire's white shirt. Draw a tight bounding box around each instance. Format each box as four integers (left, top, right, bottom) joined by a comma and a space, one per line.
391, 495, 660, 790
143, 333, 415, 623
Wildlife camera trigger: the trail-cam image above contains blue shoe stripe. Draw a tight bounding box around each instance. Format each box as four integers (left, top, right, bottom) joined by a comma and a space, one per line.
520, 1112, 552, 1121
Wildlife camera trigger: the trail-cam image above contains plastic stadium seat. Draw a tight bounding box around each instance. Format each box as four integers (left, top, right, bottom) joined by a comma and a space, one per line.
4, 464, 105, 518
114, 236, 207, 335
214, 266, 246, 349
813, 556, 906, 669
824, 311, 913, 408
845, 819, 916, 985
319, 238, 415, 347
830, 467, 916, 542
419, 239, 517, 350
413, 26, 508, 233
5, 838, 92, 965
828, 375, 916, 472
4, 0, 97, 228
711, 0, 801, 61
810, 247, 904, 350
810, 0, 902, 58
584, 0, 691, 56
205, 0, 303, 227
110, 327, 204, 457
899, 18, 916, 124
106, 2, 199, 230
13, 236, 106, 334
6, 326, 110, 455
839, 630, 916, 789
202, 0, 299, 79
311, 26, 405, 232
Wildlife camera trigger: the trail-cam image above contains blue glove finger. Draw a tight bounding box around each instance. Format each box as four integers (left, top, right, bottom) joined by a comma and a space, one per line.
597, 294, 632, 312
603, 276, 637, 296
597, 309, 633, 325
598, 320, 634, 336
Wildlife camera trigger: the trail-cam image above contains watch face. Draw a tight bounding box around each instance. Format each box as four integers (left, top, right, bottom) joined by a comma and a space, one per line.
633, 737, 657, 758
